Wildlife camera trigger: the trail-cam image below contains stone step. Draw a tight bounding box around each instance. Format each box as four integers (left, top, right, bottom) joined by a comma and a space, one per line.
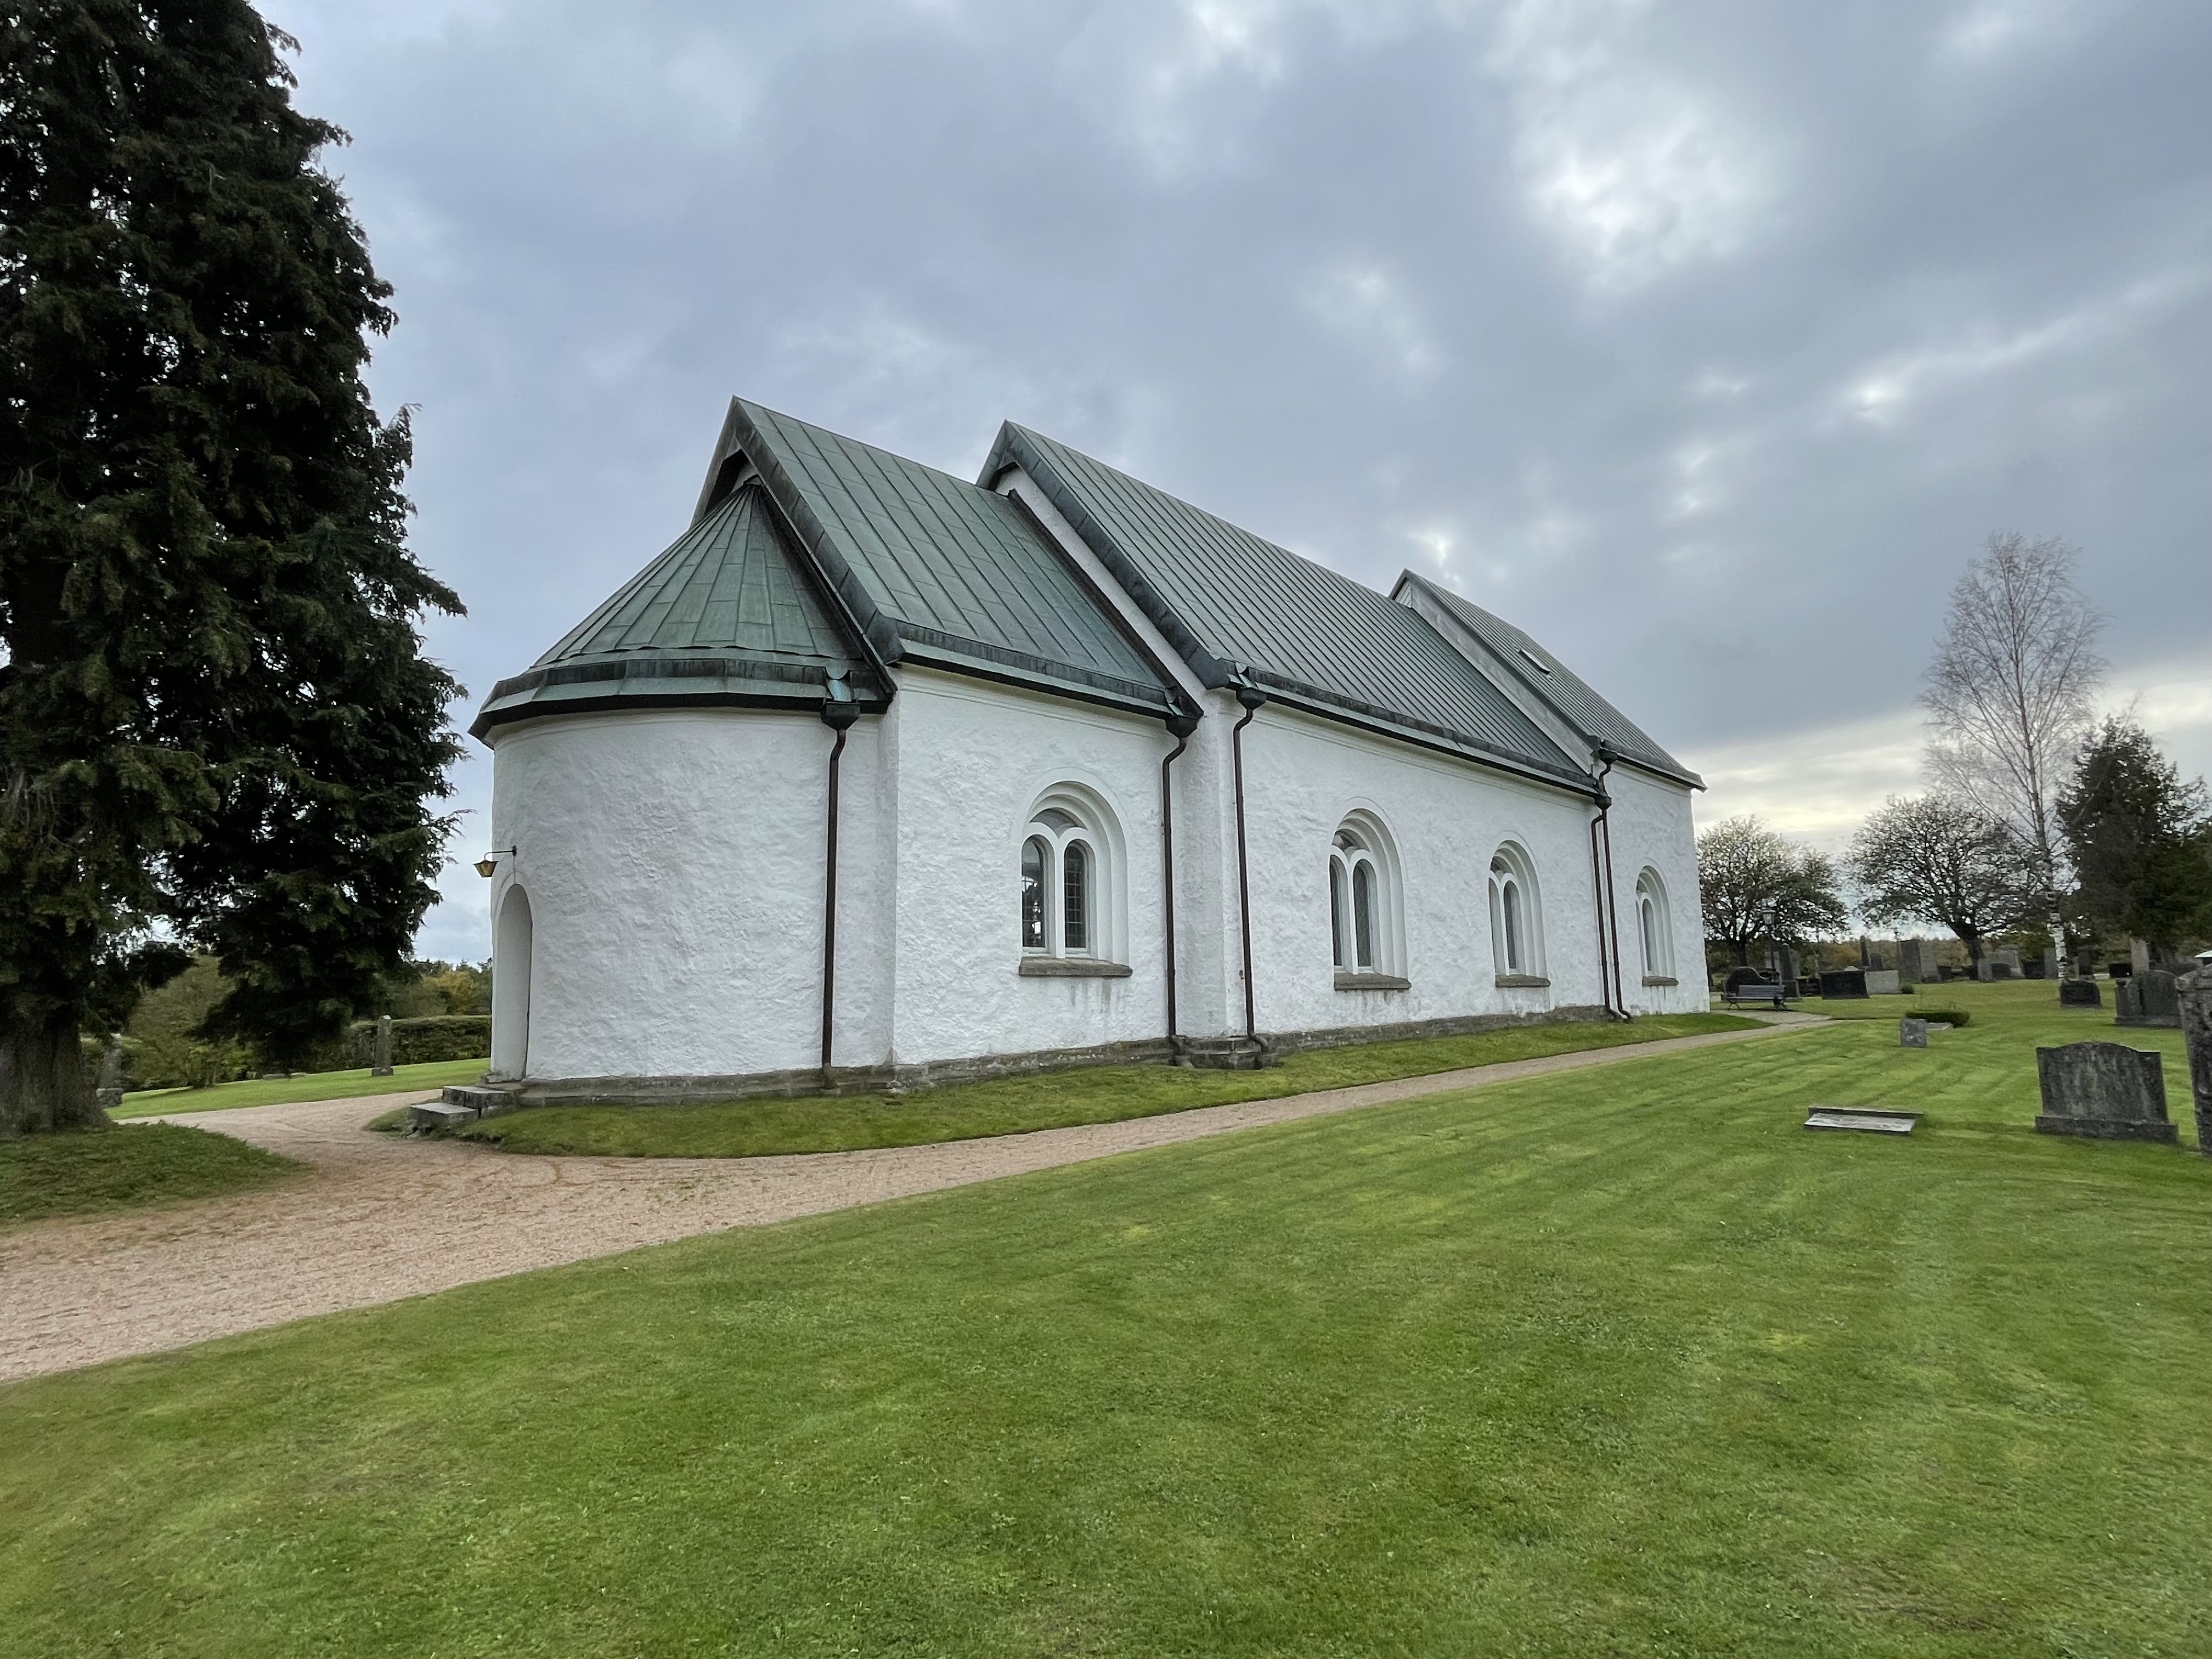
409, 1101, 483, 1133
442, 1084, 520, 1115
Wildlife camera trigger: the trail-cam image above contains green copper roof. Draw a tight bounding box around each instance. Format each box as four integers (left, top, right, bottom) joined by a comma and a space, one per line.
720, 400, 1177, 716
981, 424, 1592, 789
471, 481, 885, 737
1398, 573, 1702, 788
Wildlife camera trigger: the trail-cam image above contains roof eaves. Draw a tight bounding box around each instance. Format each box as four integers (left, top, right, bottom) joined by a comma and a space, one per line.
471, 652, 891, 742
1241, 666, 1600, 798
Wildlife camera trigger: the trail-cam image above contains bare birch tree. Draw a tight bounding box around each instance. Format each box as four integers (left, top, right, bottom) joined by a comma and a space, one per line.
1921, 532, 2106, 972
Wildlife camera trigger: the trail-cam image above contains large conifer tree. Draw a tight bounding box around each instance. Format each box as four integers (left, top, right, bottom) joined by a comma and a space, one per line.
0, 2, 461, 1132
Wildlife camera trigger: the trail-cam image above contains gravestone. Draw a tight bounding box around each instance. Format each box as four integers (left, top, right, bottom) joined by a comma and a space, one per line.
1819, 969, 1869, 999
1974, 958, 1995, 981
2108, 960, 2134, 980
1898, 939, 1943, 985
371, 1013, 394, 1078
1899, 1017, 1929, 1048
2117, 969, 2182, 1030
2075, 952, 2098, 979
2132, 938, 2153, 978
2034, 1042, 2175, 1141
1864, 969, 1902, 995
2059, 978, 2103, 1008
94, 1034, 125, 1113
1993, 947, 2022, 980
2024, 957, 2048, 980
2177, 968, 2212, 1156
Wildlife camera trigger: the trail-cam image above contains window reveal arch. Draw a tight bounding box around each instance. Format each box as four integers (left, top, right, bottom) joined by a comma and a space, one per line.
1020, 793, 1119, 962
1635, 867, 1674, 981
1488, 842, 1545, 983
1328, 813, 1404, 985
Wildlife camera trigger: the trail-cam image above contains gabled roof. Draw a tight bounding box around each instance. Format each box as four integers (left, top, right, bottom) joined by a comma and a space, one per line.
707, 400, 1180, 718
472, 481, 888, 737
980, 423, 1594, 792
1396, 572, 1702, 788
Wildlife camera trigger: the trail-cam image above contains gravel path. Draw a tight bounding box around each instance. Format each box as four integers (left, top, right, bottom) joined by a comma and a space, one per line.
1, 1018, 1822, 1382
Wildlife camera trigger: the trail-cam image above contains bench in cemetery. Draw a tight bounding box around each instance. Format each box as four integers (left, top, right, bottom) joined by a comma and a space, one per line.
1724, 983, 1786, 1008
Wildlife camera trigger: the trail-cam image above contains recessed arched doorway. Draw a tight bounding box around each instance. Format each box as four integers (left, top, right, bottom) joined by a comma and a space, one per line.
491, 884, 533, 1080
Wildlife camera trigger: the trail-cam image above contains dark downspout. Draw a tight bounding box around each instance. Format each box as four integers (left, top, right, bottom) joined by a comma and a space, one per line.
1160, 712, 1200, 1058
1231, 684, 1267, 1052
819, 675, 860, 1069
1587, 811, 1615, 1018
1593, 749, 1627, 1019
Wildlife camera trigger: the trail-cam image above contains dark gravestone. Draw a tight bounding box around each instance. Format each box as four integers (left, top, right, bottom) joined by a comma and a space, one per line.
2109, 960, 2135, 980
2035, 1042, 2175, 1142
2075, 953, 2098, 979
1819, 969, 1869, 1000
2059, 978, 2103, 1008
1899, 1018, 1929, 1048
2178, 968, 2212, 1156
2117, 970, 2182, 1030
2024, 957, 2048, 980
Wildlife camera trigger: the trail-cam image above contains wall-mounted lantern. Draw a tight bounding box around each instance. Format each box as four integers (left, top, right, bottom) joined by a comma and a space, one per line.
475, 848, 516, 878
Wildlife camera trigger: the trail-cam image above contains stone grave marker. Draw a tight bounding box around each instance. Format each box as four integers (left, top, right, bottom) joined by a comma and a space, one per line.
1898, 939, 1943, 985
1819, 969, 1869, 1000
1864, 969, 1903, 995
1993, 946, 2022, 979
2034, 1042, 2175, 1142
1899, 1017, 1928, 1048
2178, 968, 2211, 1155
1804, 1107, 1920, 1134
95, 1034, 125, 1113
371, 1013, 394, 1077
2117, 969, 2183, 1030
2059, 978, 2103, 1007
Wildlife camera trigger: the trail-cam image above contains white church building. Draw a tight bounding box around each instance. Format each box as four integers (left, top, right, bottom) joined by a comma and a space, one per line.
471, 398, 1706, 1102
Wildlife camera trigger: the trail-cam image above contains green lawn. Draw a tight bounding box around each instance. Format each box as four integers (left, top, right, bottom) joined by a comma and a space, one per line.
4, 992, 2209, 1655
0, 1124, 301, 1228
457, 1013, 1759, 1156
114, 1056, 488, 1118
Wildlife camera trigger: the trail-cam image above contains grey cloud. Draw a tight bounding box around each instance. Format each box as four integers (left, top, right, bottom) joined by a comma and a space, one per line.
269, 0, 2212, 956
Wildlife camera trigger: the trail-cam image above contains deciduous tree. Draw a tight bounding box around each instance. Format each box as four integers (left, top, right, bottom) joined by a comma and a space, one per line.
1696, 816, 1848, 966
0, 2, 460, 1132
1849, 794, 2032, 971
1921, 532, 2104, 967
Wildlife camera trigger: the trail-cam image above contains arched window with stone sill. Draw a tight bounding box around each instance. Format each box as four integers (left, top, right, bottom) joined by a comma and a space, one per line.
1329, 812, 1406, 990
1636, 867, 1675, 984
1018, 787, 1130, 978
1488, 842, 1546, 985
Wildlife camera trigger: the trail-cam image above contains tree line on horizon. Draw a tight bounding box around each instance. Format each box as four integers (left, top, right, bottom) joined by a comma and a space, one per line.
1698, 533, 2212, 980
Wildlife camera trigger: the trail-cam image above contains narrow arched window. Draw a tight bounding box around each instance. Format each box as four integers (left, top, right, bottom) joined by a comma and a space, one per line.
1489, 843, 1544, 983
1022, 836, 1048, 951
1353, 860, 1376, 971
1329, 860, 1348, 969
1634, 868, 1672, 981
1062, 840, 1090, 952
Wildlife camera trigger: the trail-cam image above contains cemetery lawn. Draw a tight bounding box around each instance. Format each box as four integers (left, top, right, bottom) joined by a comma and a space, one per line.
0, 1124, 300, 1228
112, 1056, 489, 1118
453, 1012, 1760, 1157
6, 994, 2212, 1656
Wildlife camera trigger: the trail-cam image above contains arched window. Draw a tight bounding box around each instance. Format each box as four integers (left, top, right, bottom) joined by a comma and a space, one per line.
1488, 843, 1545, 983
1019, 792, 1123, 964
1329, 814, 1404, 985
1636, 867, 1674, 981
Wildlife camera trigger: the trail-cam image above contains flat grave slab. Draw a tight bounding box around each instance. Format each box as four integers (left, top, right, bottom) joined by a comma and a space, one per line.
1804, 1107, 1921, 1135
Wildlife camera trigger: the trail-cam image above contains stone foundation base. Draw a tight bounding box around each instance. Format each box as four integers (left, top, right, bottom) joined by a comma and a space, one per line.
483, 1005, 1622, 1110
2033, 1115, 2179, 1142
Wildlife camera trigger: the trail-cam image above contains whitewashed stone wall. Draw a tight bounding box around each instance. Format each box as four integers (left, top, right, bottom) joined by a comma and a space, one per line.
1600, 764, 1707, 1015
1227, 699, 1612, 1037
487, 708, 889, 1080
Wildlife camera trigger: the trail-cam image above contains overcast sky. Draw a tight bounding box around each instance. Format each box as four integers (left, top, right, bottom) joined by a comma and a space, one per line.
271, 0, 2212, 962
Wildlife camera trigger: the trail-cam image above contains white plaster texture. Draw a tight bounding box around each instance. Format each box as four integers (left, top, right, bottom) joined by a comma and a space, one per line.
487, 710, 889, 1080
